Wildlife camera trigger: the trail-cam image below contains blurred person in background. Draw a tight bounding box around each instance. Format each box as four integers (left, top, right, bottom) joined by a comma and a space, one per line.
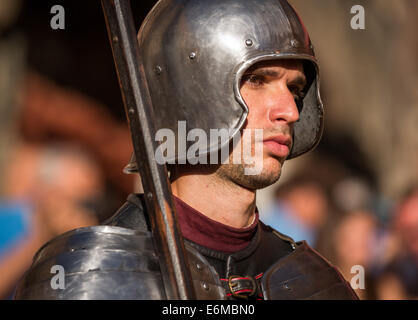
0, 143, 104, 298
4, 143, 105, 234
370, 186, 418, 299
314, 177, 380, 299
331, 210, 378, 299
262, 175, 329, 247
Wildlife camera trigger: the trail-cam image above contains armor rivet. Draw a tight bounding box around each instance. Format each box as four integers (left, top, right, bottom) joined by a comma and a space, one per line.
147, 192, 153, 200
189, 52, 196, 60
112, 36, 118, 43
290, 39, 297, 47
155, 65, 163, 75
196, 263, 202, 270
128, 108, 135, 115
291, 243, 296, 250
245, 39, 253, 47
284, 283, 291, 290
202, 282, 209, 290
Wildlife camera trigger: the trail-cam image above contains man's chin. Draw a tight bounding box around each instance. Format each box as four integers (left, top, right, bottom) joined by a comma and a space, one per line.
235, 165, 282, 190
249, 174, 281, 190
246, 158, 284, 189
215, 156, 283, 190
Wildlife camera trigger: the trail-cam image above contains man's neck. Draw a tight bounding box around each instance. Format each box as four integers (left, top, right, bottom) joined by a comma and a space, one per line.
170, 170, 256, 229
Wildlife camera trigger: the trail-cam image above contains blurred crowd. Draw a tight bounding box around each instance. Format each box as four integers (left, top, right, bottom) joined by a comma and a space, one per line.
0, 71, 137, 298
0, 0, 417, 300
263, 174, 418, 299
0, 0, 140, 299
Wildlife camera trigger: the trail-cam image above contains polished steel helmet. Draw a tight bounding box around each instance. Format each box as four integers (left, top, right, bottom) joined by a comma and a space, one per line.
125, 0, 324, 172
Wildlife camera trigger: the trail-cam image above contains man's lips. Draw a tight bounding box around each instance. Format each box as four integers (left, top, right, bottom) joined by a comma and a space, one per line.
263, 136, 292, 158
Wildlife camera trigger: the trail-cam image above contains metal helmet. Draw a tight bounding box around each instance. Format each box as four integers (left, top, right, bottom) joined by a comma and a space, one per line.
125, 0, 324, 173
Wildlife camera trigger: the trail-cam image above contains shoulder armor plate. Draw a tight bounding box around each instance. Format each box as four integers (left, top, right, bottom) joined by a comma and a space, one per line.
14, 224, 225, 299
14, 226, 165, 299
261, 241, 359, 300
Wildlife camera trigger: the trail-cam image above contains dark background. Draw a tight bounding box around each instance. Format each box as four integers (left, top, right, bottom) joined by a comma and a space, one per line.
16, 0, 158, 121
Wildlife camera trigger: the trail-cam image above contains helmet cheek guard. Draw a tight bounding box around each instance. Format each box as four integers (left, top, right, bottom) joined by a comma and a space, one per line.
125, 0, 324, 173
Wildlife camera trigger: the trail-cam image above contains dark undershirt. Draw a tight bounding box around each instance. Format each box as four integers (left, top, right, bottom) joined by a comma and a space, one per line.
173, 195, 258, 254
171, 195, 294, 281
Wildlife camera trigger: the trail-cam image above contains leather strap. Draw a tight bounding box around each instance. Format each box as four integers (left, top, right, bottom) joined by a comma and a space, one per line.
220, 273, 264, 299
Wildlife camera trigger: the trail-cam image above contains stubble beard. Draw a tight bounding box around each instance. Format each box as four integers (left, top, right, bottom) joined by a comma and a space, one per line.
215, 157, 283, 191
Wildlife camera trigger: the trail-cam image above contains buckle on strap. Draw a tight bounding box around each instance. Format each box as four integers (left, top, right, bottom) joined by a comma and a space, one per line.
228, 275, 257, 299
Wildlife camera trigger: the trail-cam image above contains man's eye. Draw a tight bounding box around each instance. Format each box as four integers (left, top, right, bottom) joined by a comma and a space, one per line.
242, 74, 265, 87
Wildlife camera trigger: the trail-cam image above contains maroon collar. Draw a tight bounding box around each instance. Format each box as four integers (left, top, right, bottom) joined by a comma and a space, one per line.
173, 195, 258, 254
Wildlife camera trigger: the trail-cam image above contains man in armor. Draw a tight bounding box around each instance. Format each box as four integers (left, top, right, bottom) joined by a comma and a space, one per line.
15, 0, 358, 300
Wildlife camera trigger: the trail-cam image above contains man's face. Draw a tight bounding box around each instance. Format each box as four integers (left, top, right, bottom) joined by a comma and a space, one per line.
216, 59, 305, 189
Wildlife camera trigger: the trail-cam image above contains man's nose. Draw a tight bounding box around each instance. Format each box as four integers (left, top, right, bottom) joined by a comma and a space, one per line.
268, 87, 300, 124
